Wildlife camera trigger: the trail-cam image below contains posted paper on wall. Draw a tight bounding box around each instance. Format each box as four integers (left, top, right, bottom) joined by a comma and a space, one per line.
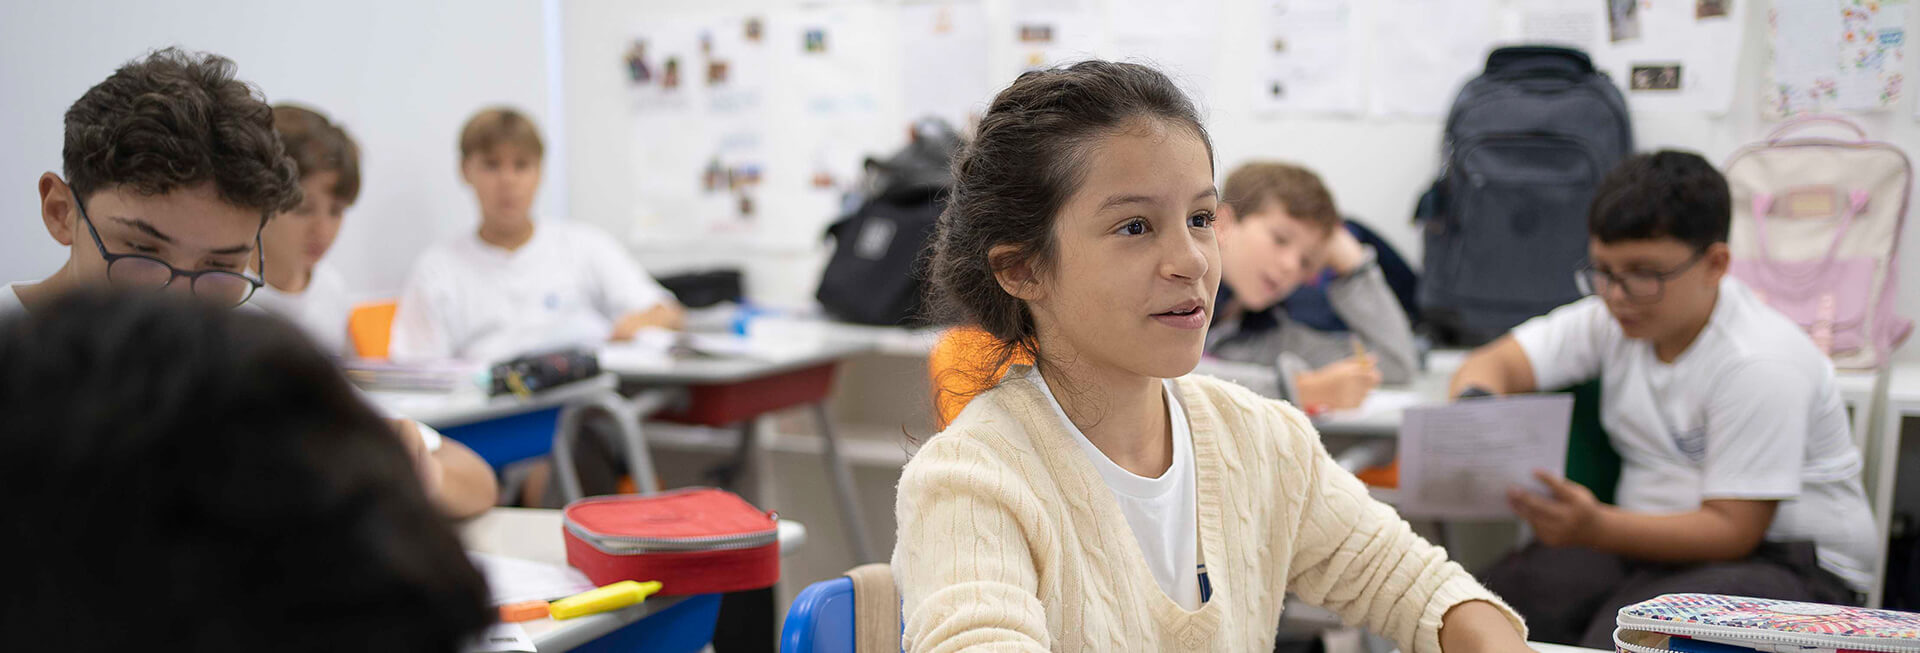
1254, 0, 1364, 115
1395, 394, 1573, 520
1771, 0, 1907, 116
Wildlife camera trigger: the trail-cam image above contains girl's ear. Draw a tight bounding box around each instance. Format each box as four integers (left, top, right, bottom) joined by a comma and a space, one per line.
990, 244, 1044, 302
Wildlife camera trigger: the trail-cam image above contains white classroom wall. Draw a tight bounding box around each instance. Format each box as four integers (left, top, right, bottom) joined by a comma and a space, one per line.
2, 0, 1919, 366
563, 0, 1920, 362
0, 0, 559, 300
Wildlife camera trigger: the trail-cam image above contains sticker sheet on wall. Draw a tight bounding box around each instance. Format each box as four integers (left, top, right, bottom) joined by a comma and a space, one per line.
627, 15, 771, 238
1770, 0, 1907, 117
1254, 0, 1364, 115
763, 3, 900, 249
1008, 0, 1101, 75
1503, 0, 1748, 114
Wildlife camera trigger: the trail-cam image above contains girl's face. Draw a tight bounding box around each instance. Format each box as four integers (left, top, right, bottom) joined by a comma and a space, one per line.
1005, 119, 1220, 381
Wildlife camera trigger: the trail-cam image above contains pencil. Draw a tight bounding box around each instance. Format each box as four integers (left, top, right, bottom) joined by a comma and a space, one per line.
1350, 335, 1371, 370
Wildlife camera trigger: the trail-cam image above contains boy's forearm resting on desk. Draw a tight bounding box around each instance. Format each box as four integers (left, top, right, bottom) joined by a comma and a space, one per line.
612, 302, 686, 339
433, 440, 501, 519
1439, 600, 1532, 652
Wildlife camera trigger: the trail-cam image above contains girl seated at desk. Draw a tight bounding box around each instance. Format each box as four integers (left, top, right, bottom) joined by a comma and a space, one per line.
892, 60, 1531, 652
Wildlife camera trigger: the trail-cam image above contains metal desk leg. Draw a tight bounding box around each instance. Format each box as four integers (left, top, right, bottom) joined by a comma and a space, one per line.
551, 389, 672, 504
810, 402, 874, 563
551, 402, 589, 504
614, 390, 674, 497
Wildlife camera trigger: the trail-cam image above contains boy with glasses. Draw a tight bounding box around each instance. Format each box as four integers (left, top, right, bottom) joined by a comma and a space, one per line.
11, 49, 298, 314
1451, 151, 1874, 648
8, 48, 497, 519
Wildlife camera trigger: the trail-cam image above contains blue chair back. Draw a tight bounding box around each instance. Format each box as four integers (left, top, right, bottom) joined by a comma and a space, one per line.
780, 577, 857, 653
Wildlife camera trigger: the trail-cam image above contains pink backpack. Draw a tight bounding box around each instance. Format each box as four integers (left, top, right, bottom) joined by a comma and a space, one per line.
1725, 115, 1913, 370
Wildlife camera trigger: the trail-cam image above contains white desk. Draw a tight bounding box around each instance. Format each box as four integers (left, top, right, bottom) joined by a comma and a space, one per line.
1528, 643, 1610, 653
367, 373, 622, 430
597, 337, 880, 564
461, 508, 806, 652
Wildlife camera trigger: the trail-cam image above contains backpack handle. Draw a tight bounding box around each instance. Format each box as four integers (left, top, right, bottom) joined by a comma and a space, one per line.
1485, 46, 1596, 80
1767, 115, 1868, 144
1746, 189, 1869, 284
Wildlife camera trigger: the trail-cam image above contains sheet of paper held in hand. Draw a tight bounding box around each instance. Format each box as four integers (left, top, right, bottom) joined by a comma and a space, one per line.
1395, 394, 1573, 520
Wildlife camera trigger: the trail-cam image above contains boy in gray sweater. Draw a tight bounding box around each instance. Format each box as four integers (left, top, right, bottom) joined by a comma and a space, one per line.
1206, 162, 1416, 411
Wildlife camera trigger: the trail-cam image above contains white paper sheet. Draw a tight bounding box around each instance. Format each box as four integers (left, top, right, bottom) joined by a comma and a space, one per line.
1395, 394, 1573, 520
1255, 0, 1364, 115
1108, 0, 1223, 107
1772, 0, 1906, 116
899, 1, 992, 130
469, 551, 598, 605
1370, 0, 1496, 117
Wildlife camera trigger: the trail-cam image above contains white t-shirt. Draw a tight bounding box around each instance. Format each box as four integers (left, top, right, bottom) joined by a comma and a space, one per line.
1513, 276, 1876, 591
247, 262, 353, 356
389, 220, 673, 364
0, 282, 24, 315
1026, 368, 1203, 610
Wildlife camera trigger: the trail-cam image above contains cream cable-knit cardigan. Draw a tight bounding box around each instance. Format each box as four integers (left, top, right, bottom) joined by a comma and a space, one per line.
893, 372, 1523, 652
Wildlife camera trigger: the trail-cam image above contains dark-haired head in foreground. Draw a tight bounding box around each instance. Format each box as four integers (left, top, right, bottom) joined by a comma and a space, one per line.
0, 290, 491, 652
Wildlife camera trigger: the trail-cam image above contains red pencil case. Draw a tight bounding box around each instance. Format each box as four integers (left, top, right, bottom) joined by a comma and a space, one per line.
562, 488, 780, 596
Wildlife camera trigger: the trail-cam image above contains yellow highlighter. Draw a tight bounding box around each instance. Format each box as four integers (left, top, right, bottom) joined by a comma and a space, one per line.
549, 580, 663, 620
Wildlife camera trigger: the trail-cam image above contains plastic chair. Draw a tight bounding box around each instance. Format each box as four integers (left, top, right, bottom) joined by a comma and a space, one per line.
780, 577, 858, 653
780, 564, 898, 653
347, 299, 398, 360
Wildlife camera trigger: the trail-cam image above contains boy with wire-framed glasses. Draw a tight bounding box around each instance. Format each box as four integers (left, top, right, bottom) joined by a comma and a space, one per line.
1450, 151, 1874, 648
7, 48, 498, 519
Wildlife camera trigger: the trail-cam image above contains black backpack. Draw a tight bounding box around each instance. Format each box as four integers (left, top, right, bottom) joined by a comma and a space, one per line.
1417, 46, 1633, 346
816, 119, 961, 326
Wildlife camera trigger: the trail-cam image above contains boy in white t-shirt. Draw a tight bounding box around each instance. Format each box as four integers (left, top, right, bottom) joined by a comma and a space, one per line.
247, 104, 358, 356
1452, 151, 1874, 648
389, 107, 683, 364
9, 49, 498, 519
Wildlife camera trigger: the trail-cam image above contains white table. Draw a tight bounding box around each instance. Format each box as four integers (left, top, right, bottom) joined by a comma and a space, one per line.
368, 373, 622, 429
598, 337, 881, 564
461, 508, 805, 652
1528, 643, 1611, 653
367, 373, 660, 500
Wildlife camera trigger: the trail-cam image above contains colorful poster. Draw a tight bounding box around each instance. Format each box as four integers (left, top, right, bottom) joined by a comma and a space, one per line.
628, 15, 771, 235
1008, 0, 1101, 74
1770, 0, 1907, 116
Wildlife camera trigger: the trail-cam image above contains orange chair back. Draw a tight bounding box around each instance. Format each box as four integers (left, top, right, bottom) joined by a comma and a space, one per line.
928, 326, 1031, 429
347, 300, 399, 360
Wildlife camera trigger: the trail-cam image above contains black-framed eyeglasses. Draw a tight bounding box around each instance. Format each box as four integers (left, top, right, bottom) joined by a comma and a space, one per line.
74, 191, 267, 307
1574, 250, 1708, 304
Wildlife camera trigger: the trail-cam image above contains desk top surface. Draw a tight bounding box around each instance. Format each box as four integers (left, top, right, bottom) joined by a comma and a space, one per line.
367, 374, 620, 429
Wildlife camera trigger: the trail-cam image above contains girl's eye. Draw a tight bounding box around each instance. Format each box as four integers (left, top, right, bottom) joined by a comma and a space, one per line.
127, 242, 160, 254
1120, 219, 1148, 236
1189, 212, 1216, 228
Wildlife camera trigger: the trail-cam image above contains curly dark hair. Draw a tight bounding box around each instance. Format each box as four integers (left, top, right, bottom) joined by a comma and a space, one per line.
1589, 150, 1730, 252
0, 290, 493, 652
925, 60, 1213, 403
273, 104, 362, 204
62, 48, 302, 216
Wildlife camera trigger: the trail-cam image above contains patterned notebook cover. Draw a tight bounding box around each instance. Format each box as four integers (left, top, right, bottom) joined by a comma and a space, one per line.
1621, 594, 1920, 642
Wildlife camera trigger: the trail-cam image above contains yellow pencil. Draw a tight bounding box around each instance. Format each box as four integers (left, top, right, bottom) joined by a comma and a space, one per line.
1350, 335, 1371, 370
